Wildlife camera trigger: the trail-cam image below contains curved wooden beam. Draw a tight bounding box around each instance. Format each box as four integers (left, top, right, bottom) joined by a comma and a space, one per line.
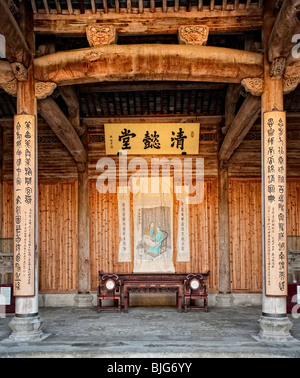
37, 97, 87, 165
218, 94, 261, 162
34, 44, 263, 86
0, 0, 31, 67
0, 60, 15, 83
267, 0, 300, 77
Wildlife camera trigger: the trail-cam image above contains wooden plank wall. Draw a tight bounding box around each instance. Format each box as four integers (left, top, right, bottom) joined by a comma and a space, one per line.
89, 179, 219, 292
229, 179, 262, 292
3, 178, 300, 293
3, 180, 78, 293
229, 178, 300, 292
38, 181, 78, 293
229, 118, 300, 178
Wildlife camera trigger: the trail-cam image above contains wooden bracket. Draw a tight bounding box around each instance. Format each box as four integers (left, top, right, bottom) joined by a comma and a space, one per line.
241, 78, 264, 97
283, 76, 300, 95
0, 79, 17, 96
11, 62, 28, 82
86, 25, 117, 47
270, 57, 286, 79
178, 25, 209, 45
35, 80, 57, 100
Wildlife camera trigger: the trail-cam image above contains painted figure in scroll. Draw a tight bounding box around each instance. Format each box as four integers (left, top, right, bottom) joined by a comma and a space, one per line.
143, 225, 164, 255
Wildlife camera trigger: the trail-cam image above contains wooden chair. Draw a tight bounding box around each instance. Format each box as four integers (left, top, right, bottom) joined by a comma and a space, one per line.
183, 273, 209, 312
97, 274, 122, 312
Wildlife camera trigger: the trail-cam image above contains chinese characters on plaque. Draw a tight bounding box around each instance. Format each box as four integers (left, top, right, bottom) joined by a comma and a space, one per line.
13, 115, 36, 297
263, 111, 287, 296
104, 123, 200, 155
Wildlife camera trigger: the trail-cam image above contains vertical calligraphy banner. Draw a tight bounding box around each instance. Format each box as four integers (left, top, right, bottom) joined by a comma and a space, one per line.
117, 186, 131, 263
13, 115, 36, 297
263, 111, 287, 297
175, 186, 190, 262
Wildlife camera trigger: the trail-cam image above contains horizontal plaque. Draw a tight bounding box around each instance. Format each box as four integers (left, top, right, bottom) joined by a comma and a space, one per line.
105, 123, 200, 155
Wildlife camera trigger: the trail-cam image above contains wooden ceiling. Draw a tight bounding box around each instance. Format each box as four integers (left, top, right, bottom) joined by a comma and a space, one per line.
0, 0, 298, 124
1, 83, 300, 120
31, 0, 263, 15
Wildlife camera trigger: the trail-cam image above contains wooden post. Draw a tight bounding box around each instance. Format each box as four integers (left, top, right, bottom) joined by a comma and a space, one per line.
216, 160, 233, 306
0, 128, 3, 239
258, 0, 293, 341
8, 1, 44, 342
74, 124, 93, 307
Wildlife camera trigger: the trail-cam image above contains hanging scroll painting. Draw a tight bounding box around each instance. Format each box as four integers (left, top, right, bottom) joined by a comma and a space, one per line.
133, 177, 175, 273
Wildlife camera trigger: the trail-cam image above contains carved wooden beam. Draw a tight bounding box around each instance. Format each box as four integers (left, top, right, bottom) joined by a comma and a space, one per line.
0, 0, 31, 68
218, 94, 261, 162
33, 8, 263, 36
267, 0, 300, 78
34, 44, 263, 86
37, 97, 87, 165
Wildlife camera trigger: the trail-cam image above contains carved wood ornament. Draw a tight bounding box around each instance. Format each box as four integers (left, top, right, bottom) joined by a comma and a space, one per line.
241, 78, 264, 97
283, 76, 300, 95
241, 76, 299, 96
1, 79, 17, 96
35, 81, 57, 100
270, 57, 286, 78
86, 25, 117, 47
178, 25, 209, 46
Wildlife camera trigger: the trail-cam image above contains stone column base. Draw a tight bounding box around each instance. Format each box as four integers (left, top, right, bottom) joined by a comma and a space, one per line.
215, 293, 234, 307
258, 315, 294, 342
8, 315, 47, 342
74, 293, 94, 307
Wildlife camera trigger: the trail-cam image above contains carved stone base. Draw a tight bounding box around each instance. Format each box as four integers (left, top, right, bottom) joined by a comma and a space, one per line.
258, 315, 293, 342
8, 315, 48, 342
74, 293, 94, 308
215, 293, 234, 307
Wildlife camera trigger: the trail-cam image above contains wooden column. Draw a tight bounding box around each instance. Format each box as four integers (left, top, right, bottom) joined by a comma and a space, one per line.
216, 160, 233, 306
8, 1, 44, 341
0, 128, 3, 239
74, 125, 93, 307
258, 0, 293, 341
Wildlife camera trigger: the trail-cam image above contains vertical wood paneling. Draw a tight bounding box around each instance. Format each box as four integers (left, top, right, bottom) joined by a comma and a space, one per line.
229, 179, 262, 292
175, 179, 219, 291
229, 178, 300, 292
89, 179, 219, 292
38, 181, 78, 293
287, 179, 300, 236
3, 181, 13, 238
2, 180, 78, 292
3, 177, 300, 294
89, 181, 131, 291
